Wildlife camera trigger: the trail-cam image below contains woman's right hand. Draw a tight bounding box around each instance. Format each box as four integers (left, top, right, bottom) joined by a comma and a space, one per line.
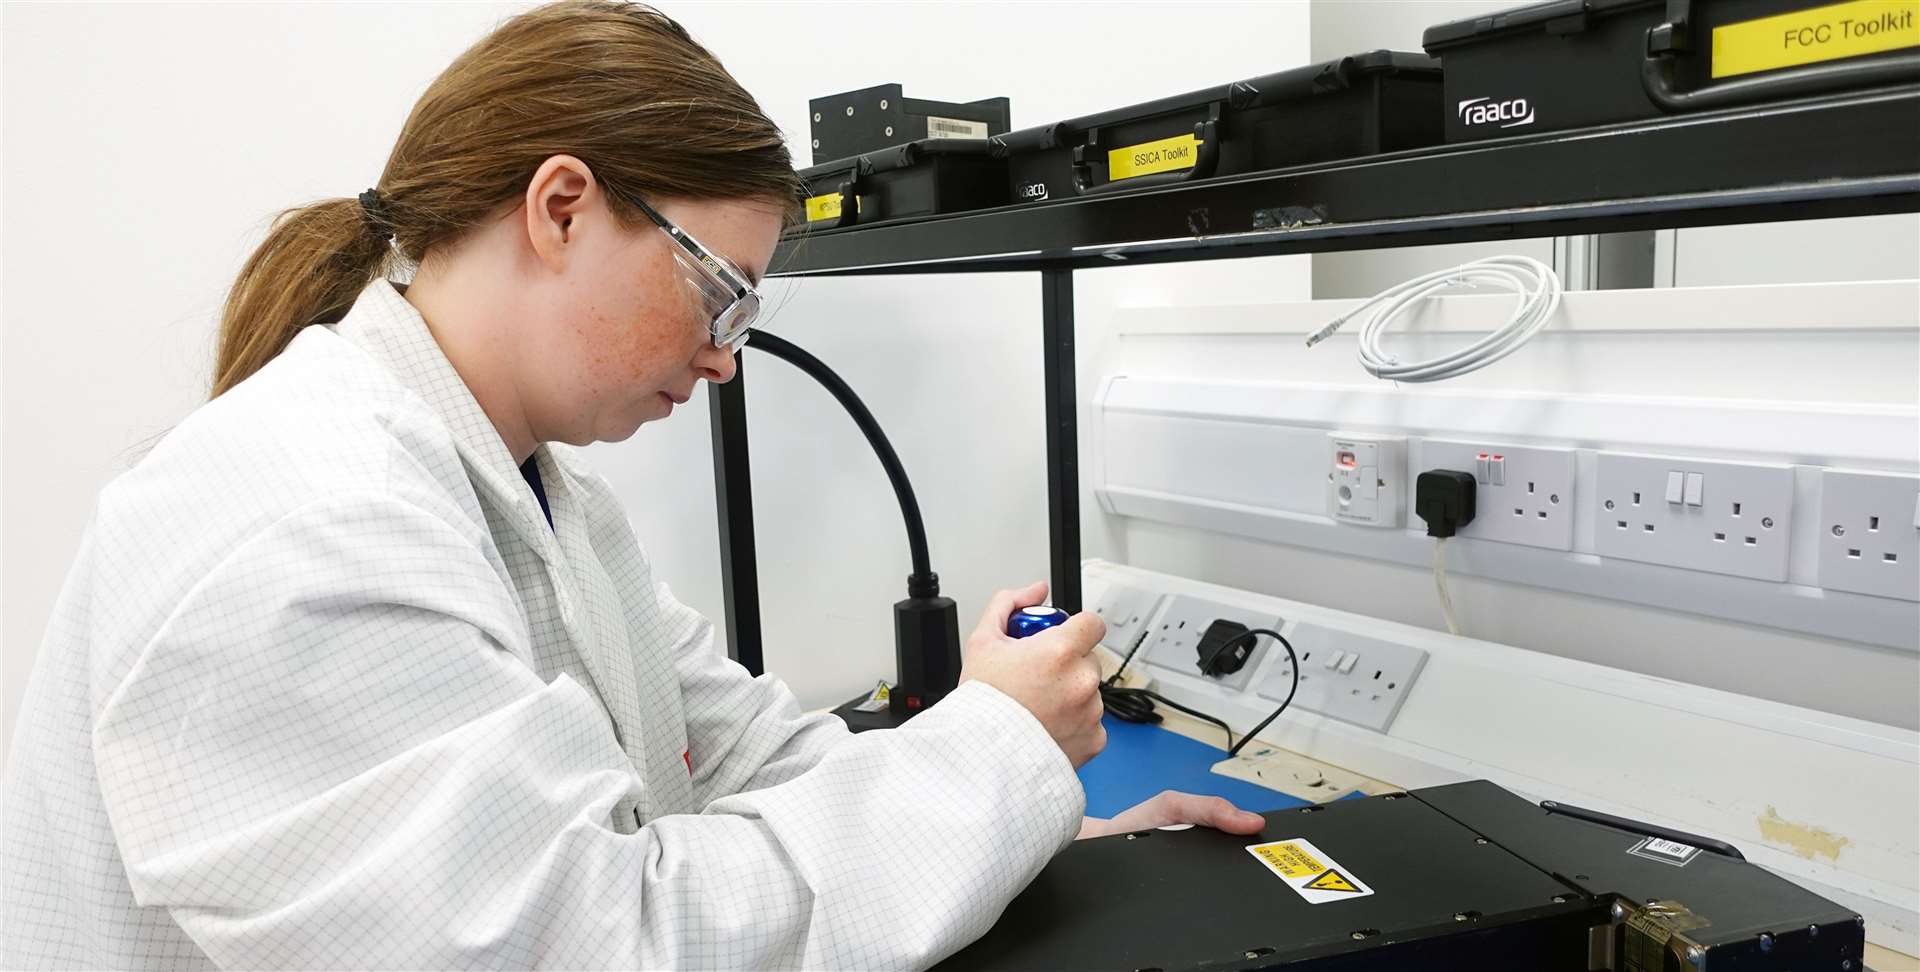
959, 581, 1108, 768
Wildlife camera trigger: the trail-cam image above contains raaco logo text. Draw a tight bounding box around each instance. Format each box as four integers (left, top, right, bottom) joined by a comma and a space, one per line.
1457, 96, 1536, 129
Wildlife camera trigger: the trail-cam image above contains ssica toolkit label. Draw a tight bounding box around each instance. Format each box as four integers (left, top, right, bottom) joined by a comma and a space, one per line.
1712, 0, 1920, 78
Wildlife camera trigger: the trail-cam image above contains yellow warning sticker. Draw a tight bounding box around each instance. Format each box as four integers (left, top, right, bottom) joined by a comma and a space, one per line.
1107, 133, 1203, 182
804, 192, 859, 223
1712, 0, 1919, 79
1245, 837, 1375, 904
1306, 869, 1361, 894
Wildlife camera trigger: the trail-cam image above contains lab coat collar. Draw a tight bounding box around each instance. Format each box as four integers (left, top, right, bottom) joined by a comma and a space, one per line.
329, 278, 561, 565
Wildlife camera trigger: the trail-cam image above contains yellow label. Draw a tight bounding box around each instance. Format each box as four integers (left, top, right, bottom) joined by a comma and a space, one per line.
1107, 133, 1203, 182
1712, 0, 1920, 78
1248, 840, 1326, 880
1305, 869, 1362, 894
804, 192, 859, 223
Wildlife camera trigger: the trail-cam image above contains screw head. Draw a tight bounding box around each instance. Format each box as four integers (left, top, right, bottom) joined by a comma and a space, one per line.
845, 106, 854, 116
1453, 913, 1469, 922
1763, 516, 1775, 529
879, 98, 889, 109
812, 112, 821, 122
1475, 837, 1489, 845
1758, 933, 1773, 952
885, 126, 894, 137
1687, 945, 1705, 966
810, 139, 819, 149
1552, 894, 1570, 903
1809, 924, 1820, 937
1550, 494, 1560, 504
1605, 500, 1616, 510
1611, 902, 1627, 919
1833, 524, 1847, 536
1350, 932, 1366, 941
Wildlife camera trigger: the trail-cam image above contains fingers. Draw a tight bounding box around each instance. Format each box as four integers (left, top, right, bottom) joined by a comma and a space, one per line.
970, 580, 1049, 643
1159, 792, 1267, 835
1031, 610, 1105, 657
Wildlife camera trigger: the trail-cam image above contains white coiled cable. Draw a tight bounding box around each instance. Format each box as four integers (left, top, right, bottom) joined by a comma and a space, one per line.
1305, 255, 1564, 383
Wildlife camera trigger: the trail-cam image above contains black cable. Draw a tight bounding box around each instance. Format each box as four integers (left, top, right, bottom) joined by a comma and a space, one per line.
748, 332, 935, 592
1098, 625, 1300, 758
1222, 628, 1299, 759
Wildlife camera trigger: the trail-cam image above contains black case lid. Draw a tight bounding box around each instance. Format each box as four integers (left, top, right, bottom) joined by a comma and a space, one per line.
1423, 0, 1661, 51
990, 50, 1438, 152
797, 137, 997, 180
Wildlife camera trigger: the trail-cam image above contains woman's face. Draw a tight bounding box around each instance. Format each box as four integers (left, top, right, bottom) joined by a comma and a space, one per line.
517, 183, 783, 449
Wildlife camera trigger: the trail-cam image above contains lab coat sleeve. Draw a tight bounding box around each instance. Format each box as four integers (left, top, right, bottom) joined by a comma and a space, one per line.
93, 490, 1083, 970
657, 574, 863, 806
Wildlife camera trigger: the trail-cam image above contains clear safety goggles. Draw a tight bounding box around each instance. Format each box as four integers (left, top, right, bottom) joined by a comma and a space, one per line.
634, 197, 761, 352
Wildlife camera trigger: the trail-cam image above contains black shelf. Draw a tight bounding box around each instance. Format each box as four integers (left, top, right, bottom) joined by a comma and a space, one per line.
717, 85, 1920, 681
771, 86, 1920, 277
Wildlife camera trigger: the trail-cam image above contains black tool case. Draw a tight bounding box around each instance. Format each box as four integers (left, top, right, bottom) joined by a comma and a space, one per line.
797, 138, 1007, 231
809, 83, 1011, 163
937, 780, 1863, 972
1423, 0, 1920, 142
993, 51, 1443, 206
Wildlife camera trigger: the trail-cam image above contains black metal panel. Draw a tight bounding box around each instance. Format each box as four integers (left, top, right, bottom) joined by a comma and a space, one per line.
937, 789, 1595, 972
709, 356, 764, 677
1042, 270, 1080, 615
772, 87, 1920, 277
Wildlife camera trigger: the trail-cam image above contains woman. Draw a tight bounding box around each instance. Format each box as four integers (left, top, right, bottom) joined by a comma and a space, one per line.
3, 3, 1264, 968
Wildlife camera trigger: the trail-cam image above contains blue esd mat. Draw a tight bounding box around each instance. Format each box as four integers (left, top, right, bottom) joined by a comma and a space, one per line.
1076, 714, 1330, 818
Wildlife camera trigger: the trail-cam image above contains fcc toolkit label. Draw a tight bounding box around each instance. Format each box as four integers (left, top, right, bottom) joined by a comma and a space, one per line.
1627, 836, 1703, 867
1713, 0, 1919, 79
1246, 837, 1375, 904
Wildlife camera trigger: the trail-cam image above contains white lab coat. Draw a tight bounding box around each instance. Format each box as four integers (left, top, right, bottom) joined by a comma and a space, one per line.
2, 279, 1083, 970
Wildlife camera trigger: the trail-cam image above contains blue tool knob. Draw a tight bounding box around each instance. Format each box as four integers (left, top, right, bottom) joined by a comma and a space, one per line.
1007, 605, 1070, 639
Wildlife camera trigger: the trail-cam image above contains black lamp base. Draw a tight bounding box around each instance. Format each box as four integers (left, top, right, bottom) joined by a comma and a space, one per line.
831, 692, 915, 733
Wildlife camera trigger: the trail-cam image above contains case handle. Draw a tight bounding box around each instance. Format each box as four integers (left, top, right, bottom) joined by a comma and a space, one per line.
1071, 116, 1221, 197
1642, 23, 1920, 112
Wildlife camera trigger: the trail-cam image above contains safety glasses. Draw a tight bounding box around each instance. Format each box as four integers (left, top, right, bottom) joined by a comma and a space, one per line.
633, 197, 762, 352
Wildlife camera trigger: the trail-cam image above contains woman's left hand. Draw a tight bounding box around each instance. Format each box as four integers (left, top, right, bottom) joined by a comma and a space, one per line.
1076, 790, 1267, 840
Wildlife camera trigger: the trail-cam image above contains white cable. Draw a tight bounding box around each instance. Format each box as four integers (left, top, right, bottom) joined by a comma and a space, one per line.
1305, 255, 1564, 383
1433, 538, 1462, 637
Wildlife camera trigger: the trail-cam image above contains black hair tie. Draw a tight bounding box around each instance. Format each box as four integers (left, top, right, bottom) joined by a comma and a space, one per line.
357, 188, 394, 242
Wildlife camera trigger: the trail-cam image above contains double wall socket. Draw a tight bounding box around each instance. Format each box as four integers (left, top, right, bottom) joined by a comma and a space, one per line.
1253, 622, 1426, 732
1090, 585, 1164, 658
1420, 439, 1576, 550
1594, 452, 1795, 581
1817, 469, 1920, 601
1141, 595, 1283, 692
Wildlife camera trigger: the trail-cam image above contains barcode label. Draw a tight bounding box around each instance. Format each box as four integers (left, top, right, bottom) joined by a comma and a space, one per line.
1628, 836, 1703, 867
925, 115, 989, 140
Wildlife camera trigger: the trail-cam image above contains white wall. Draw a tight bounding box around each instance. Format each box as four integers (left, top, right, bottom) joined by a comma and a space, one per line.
0, 1, 1314, 763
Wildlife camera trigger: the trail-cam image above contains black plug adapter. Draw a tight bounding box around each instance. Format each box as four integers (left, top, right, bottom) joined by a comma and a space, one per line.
1415, 470, 1478, 538
1196, 619, 1254, 677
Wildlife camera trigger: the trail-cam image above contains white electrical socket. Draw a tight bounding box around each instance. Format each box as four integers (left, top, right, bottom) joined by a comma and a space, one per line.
1817, 468, 1920, 602
1141, 595, 1283, 692
1420, 439, 1576, 550
1326, 432, 1406, 528
1253, 623, 1426, 733
1090, 585, 1164, 657
1594, 452, 1796, 581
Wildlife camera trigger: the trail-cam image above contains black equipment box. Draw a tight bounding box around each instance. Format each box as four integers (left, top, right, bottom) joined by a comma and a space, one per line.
994, 51, 1442, 206
797, 138, 1006, 230
809, 83, 1011, 164
1423, 0, 1920, 142
938, 780, 1864, 971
